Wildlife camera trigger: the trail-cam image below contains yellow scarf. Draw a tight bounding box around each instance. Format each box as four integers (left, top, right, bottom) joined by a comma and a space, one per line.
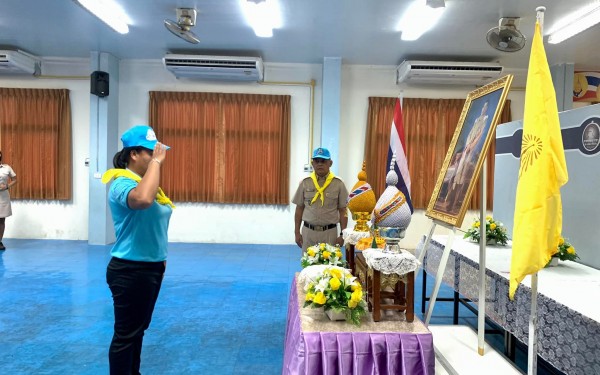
310, 171, 335, 206
101, 169, 175, 209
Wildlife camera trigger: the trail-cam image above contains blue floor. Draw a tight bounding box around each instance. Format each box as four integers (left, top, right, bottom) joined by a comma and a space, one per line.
0, 239, 558, 374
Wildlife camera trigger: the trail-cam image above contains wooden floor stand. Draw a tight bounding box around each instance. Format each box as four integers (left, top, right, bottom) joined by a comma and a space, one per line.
355, 253, 414, 322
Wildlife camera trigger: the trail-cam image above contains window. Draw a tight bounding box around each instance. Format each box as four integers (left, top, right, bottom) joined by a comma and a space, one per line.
0, 88, 72, 199
149, 91, 291, 204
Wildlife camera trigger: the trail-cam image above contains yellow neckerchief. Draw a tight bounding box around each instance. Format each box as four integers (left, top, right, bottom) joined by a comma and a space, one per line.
101, 168, 175, 209
310, 171, 335, 206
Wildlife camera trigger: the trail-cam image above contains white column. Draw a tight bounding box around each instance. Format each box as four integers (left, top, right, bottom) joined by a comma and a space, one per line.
320, 57, 342, 174
550, 63, 574, 111
88, 51, 120, 245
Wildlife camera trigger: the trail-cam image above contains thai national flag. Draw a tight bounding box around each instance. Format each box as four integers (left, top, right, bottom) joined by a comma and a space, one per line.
387, 98, 413, 213
573, 71, 600, 102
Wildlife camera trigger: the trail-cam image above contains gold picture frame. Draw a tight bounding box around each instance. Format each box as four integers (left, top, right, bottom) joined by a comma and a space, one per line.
425, 75, 513, 227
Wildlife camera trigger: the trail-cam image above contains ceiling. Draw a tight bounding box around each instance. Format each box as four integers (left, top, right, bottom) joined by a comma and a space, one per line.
1, 0, 600, 72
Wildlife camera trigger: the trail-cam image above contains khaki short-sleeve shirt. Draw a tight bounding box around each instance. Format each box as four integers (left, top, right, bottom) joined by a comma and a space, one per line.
292, 175, 348, 225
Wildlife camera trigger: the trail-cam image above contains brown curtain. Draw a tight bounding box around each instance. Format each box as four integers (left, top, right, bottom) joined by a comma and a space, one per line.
365, 97, 511, 210
149, 91, 290, 204
0, 88, 72, 200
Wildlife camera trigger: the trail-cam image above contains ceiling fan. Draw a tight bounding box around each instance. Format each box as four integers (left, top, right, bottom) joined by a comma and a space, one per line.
164, 8, 200, 44
486, 17, 526, 52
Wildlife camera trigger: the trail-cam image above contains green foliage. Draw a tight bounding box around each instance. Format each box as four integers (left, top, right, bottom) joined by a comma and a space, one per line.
550, 237, 579, 263
463, 216, 508, 246
301, 243, 347, 268
303, 267, 367, 326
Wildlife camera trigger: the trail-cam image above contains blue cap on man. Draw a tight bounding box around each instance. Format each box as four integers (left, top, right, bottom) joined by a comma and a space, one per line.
312, 147, 331, 160
121, 125, 170, 150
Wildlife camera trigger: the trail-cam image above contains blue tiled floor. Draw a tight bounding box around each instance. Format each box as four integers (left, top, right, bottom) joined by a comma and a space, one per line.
0, 239, 557, 374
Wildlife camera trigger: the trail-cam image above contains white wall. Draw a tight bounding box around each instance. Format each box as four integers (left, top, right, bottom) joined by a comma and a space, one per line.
1, 59, 525, 247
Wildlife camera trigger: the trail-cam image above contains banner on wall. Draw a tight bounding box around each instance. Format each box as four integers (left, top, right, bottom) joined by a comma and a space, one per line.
573, 72, 600, 102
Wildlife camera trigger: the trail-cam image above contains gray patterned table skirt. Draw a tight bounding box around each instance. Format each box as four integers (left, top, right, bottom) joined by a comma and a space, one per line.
417, 236, 600, 375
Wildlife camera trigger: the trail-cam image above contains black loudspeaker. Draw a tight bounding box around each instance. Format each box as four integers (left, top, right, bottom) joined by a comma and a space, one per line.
91, 71, 109, 97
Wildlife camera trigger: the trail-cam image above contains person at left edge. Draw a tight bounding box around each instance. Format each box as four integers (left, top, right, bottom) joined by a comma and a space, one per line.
292, 147, 348, 253
0, 151, 17, 250
101, 125, 175, 375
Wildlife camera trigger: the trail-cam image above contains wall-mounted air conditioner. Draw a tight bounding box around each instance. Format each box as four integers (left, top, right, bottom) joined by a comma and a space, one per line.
163, 54, 264, 81
0, 50, 41, 75
396, 60, 503, 85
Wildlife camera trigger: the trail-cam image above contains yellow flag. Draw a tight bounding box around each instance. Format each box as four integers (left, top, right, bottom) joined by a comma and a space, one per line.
509, 22, 568, 299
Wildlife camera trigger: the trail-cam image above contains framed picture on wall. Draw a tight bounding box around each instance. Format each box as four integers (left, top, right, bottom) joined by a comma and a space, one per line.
425, 74, 513, 227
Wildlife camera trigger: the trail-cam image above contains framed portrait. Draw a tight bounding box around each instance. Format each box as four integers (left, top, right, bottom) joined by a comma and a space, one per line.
425, 75, 513, 227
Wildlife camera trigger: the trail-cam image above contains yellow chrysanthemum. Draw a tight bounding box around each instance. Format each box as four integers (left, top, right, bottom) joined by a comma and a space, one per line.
351, 290, 363, 302
335, 251, 342, 259
486, 215, 492, 221
490, 223, 497, 230
307, 249, 315, 257
567, 246, 575, 255
329, 277, 341, 290
351, 283, 362, 292
474, 221, 480, 228
348, 300, 358, 308
313, 292, 326, 305
558, 237, 565, 245
322, 251, 331, 259
305, 293, 314, 301
329, 268, 342, 280
319, 243, 326, 250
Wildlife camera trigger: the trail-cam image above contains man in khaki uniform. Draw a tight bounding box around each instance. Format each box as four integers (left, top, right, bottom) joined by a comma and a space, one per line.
293, 147, 348, 253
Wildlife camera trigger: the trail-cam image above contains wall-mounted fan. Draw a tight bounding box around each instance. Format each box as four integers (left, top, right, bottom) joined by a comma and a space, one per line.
164, 8, 200, 44
486, 17, 526, 52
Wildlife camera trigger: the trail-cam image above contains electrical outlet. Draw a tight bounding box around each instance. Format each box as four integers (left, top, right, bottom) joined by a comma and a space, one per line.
94, 172, 102, 179
303, 164, 313, 172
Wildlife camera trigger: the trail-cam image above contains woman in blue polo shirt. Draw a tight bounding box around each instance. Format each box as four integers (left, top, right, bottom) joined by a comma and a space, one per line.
102, 125, 174, 375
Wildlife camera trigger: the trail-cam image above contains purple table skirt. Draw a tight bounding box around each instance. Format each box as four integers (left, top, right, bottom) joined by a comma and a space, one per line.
283, 277, 435, 375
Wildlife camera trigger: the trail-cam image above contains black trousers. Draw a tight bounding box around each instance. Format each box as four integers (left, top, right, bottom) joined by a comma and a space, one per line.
106, 257, 165, 375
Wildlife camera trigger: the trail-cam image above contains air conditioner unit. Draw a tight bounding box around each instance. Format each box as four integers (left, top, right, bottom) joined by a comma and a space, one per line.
163, 54, 264, 81
396, 60, 503, 85
0, 50, 40, 75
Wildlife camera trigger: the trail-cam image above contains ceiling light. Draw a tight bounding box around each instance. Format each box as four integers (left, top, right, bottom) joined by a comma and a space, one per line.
426, 0, 445, 9
548, 3, 600, 44
76, 0, 130, 34
240, 0, 282, 38
397, 0, 445, 41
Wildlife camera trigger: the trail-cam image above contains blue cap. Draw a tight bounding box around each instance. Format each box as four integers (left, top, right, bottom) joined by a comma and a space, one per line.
121, 125, 170, 150
312, 147, 331, 160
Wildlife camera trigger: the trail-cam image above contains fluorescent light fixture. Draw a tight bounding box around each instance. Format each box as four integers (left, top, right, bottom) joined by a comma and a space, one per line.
397, 0, 445, 41
548, 3, 600, 44
240, 0, 282, 38
76, 0, 130, 34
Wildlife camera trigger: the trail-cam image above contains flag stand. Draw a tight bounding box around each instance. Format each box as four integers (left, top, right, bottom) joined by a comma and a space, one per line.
528, 273, 539, 375
523, 7, 546, 375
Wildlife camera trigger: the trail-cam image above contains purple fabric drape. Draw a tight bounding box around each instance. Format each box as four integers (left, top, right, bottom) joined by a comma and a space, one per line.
282, 277, 435, 375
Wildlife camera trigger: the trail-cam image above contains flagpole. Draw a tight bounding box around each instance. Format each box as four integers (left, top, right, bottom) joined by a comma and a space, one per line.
527, 8, 545, 375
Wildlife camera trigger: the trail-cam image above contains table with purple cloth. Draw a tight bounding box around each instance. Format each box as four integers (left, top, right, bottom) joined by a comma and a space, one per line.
282, 275, 435, 375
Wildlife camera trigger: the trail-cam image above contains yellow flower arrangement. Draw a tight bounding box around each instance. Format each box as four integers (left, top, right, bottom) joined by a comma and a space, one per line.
303, 267, 367, 325
463, 216, 508, 246
548, 237, 579, 265
301, 243, 346, 268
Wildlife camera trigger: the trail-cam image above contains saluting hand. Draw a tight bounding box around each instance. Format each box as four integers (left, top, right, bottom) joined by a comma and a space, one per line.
153, 142, 168, 164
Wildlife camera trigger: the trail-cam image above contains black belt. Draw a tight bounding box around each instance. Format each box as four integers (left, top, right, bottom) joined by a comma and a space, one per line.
304, 222, 337, 231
